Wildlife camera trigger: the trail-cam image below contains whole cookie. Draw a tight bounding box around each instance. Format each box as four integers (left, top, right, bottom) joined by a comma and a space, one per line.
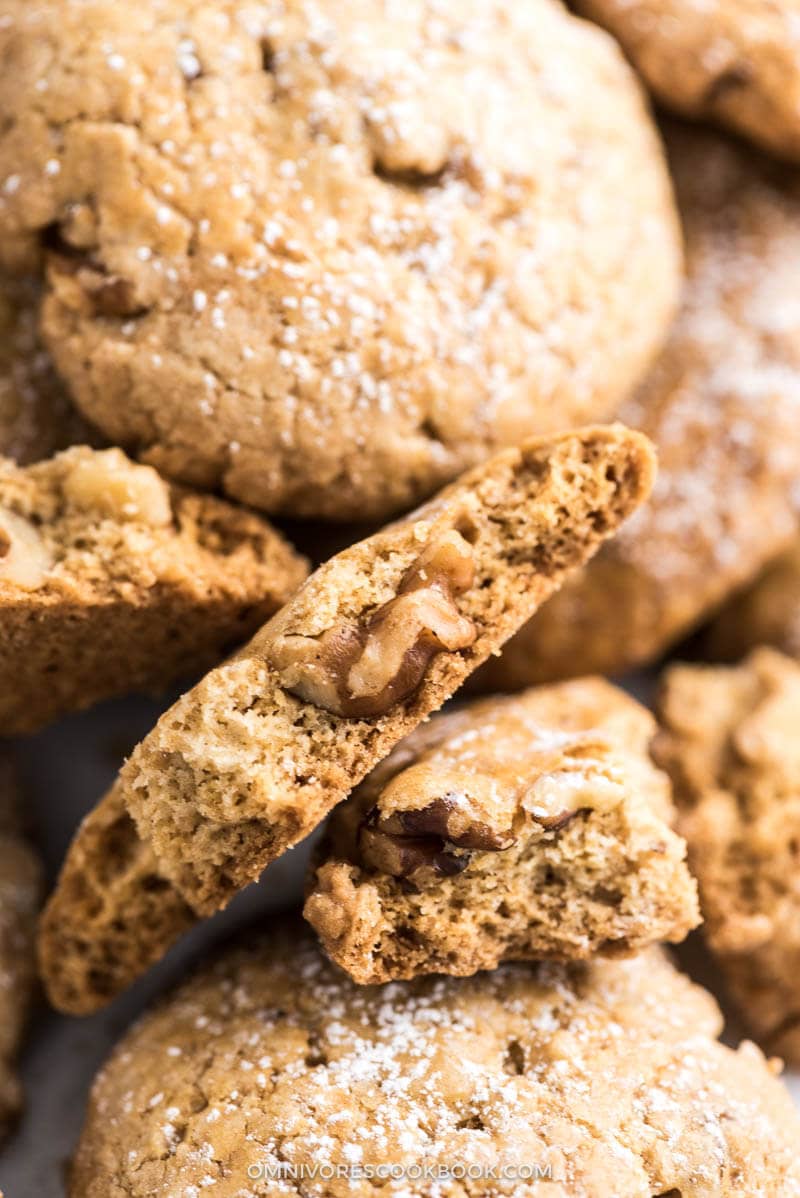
477, 123, 800, 691
575, 0, 800, 162
0, 446, 307, 734
0, 0, 680, 518
305, 679, 699, 984
0, 273, 97, 463
70, 921, 800, 1197
706, 538, 800, 661
656, 648, 800, 1067
0, 755, 42, 1140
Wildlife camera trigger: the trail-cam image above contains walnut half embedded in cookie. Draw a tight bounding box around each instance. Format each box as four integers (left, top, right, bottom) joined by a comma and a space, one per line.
69, 921, 800, 1198
575, 0, 800, 162
0, 755, 43, 1140
476, 123, 800, 692
118, 425, 655, 917
656, 648, 800, 1066
305, 679, 699, 984
0, 446, 307, 735
0, 0, 679, 519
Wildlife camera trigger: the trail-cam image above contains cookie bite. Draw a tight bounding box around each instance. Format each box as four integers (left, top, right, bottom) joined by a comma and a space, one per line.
0, 0, 679, 519
0, 446, 307, 734
118, 426, 655, 916
0, 756, 43, 1140
0, 274, 97, 464
656, 648, 800, 1066
305, 679, 699, 984
69, 921, 800, 1198
477, 123, 800, 692
705, 539, 800, 662
575, 0, 800, 162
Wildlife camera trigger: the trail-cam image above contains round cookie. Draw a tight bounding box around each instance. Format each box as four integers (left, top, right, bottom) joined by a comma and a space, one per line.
0, 274, 97, 464
70, 922, 800, 1197
0, 0, 680, 519
575, 0, 800, 162
476, 122, 800, 691
0, 755, 42, 1140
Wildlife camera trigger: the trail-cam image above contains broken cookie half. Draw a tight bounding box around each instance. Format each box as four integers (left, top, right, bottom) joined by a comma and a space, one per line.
305, 679, 699, 984
40, 425, 655, 1012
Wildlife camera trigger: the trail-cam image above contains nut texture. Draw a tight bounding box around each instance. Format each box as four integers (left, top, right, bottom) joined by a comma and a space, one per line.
62, 448, 173, 526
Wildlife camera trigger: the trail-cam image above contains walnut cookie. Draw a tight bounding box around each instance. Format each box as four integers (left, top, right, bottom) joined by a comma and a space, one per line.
305, 679, 699, 984
0, 445, 307, 734
38, 425, 655, 1009
656, 648, 800, 1067
0, 0, 679, 519
476, 122, 800, 692
0, 755, 43, 1142
69, 921, 800, 1198
705, 538, 800, 662
575, 0, 800, 162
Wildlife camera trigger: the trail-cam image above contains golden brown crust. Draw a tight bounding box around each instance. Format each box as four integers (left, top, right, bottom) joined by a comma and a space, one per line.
119, 426, 655, 916
0, 0, 679, 519
305, 679, 699, 983
656, 647, 800, 1065
37, 784, 195, 1017
0, 755, 43, 1141
477, 123, 800, 692
69, 922, 800, 1197
576, 0, 800, 161
0, 446, 307, 734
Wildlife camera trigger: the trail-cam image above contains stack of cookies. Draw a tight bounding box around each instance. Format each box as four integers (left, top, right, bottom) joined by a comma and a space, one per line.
1, 2, 800, 1194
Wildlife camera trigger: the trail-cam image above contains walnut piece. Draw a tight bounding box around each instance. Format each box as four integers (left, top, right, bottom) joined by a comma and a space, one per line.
0, 508, 54, 589
358, 793, 517, 887
62, 450, 173, 527
269, 529, 477, 719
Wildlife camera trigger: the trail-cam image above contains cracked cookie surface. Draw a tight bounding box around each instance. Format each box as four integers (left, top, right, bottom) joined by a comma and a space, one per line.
70, 921, 800, 1197
477, 122, 800, 692
305, 678, 699, 984
656, 647, 800, 1066
0, 755, 42, 1141
576, 0, 800, 161
0, 445, 307, 734
0, 0, 679, 519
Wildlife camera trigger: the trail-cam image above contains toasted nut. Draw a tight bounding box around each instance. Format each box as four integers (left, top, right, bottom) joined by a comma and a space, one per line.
0, 508, 53, 589
269, 529, 477, 718
358, 821, 471, 887
62, 450, 173, 527
521, 761, 624, 827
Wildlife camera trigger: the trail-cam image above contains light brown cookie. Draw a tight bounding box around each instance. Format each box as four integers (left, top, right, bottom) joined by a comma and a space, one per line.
477, 123, 800, 692
0, 755, 43, 1140
38, 783, 195, 1016
119, 426, 655, 917
705, 538, 800, 661
0, 0, 679, 520
575, 0, 800, 162
305, 679, 699, 984
656, 647, 800, 1066
0, 445, 307, 734
70, 920, 800, 1198
0, 273, 97, 464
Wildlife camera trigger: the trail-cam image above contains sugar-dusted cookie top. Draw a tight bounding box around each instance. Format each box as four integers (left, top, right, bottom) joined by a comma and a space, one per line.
70, 921, 800, 1197
656, 647, 800, 1066
0, 445, 307, 733
0, 0, 679, 519
478, 123, 800, 691
576, 0, 800, 162
0, 755, 42, 1141
305, 678, 699, 983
